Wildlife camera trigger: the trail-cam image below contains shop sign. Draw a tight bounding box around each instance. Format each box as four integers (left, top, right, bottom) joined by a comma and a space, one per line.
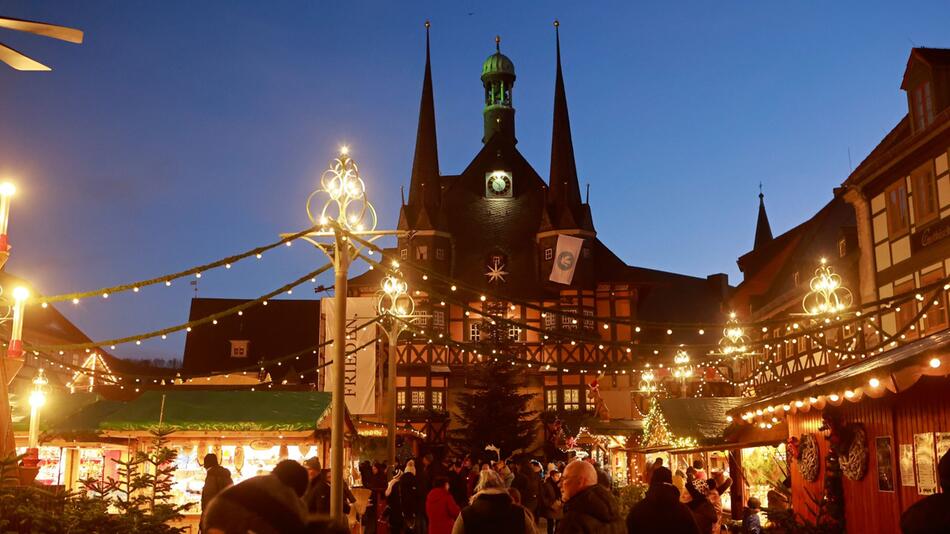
911, 217, 950, 253
321, 296, 377, 414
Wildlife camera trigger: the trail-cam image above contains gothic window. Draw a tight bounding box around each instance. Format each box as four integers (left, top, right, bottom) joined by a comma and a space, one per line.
416, 246, 428, 261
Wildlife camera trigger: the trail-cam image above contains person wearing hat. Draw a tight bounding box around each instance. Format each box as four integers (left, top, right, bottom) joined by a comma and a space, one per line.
539, 466, 562, 534
200, 453, 233, 531
626, 466, 699, 534
901, 449, 950, 534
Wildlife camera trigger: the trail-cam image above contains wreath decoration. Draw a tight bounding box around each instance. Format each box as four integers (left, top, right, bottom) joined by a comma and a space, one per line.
840, 425, 868, 481
798, 433, 820, 481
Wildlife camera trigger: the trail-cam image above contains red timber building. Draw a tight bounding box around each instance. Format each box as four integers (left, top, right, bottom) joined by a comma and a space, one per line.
347, 26, 731, 459
726, 48, 950, 532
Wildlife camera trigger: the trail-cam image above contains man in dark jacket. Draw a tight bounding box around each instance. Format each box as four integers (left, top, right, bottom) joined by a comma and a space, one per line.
512, 459, 543, 520
626, 466, 699, 534
557, 461, 625, 534
200, 453, 233, 528
684, 472, 719, 534
901, 450, 950, 533
203, 459, 309, 534
304, 467, 332, 514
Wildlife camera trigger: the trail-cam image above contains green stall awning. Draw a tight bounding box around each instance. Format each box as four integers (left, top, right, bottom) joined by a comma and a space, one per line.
98, 390, 332, 432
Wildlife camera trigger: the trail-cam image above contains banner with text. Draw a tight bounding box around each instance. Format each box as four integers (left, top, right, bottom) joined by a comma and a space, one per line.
549, 234, 584, 285
321, 296, 377, 415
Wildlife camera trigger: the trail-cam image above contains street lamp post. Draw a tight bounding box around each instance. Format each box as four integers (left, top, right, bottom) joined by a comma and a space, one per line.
375, 273, 425, 475
283, 147, 398, 519
27, 368, 47, 449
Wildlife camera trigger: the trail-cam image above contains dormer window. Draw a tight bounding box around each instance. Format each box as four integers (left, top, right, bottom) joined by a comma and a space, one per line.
912, 81, 935, 132
229, 340, 250, 358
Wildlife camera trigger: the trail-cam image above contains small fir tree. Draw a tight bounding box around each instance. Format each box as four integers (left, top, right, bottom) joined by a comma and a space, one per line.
451, 306, 538, 458
639, 399, 672, 448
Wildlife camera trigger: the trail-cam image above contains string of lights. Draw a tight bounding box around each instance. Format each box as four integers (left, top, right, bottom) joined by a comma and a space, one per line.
34, 224, 320, 306
29, 263, 334, 352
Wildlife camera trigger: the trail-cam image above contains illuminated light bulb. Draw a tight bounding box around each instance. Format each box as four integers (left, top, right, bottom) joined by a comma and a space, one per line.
783, 404, 791, 411
135, 340, 141, 345
212, 320, 218, 325
256, 253, 262, 259
41, 302, 48, 308
0, 182, 16, 196
480, 295, 486, 302
161, 335, 167, 340
699, 329, 705, 335
844, 390, 854, 398
166, 281, 172, 287
102, 293, 109, 299
603, 324, 609, 330
635, 326, 641, 333
726, 415, 733, 422
666, 329, 673, 335
930, 358, 941, 368
829, 394, 840, 402
795, 400, 804, 408
869, 377, 880, 388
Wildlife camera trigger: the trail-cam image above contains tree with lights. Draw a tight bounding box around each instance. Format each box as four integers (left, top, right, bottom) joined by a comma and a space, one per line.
640, 399, 672, 448
450, 308, 538, 458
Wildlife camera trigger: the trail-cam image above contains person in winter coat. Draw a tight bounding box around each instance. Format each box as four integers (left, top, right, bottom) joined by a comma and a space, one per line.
451, 469, 537, 534
495, 460, 515, 488
626, 466, 699, 534
741, 497, 762, 534
556, 461, 625, 534
511, 459, 542, 520
448, 461, 469, 507
389, 462, 421, 534
427, 476, 461, 534
201, 453, 234, 517
684, 473, 720, 534
538, 469, 563, 534
901, 450, 950, 534
304, 468, 332, 514
203, 459, 309, 534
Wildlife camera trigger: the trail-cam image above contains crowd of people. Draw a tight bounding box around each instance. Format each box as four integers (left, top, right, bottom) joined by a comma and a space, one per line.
193, 449, 950, 534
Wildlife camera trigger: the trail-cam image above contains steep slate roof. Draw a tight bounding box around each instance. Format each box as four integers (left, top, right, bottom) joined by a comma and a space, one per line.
182, 297, 320, 382
657, 397, 746, 444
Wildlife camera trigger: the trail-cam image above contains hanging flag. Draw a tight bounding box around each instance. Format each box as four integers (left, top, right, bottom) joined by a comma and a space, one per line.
549, 234, 584, 285
320, 296, 377, 414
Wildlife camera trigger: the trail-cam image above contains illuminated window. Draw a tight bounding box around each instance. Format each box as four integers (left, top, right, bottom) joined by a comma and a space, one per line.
563, 388, 581, 411
432, 310, 445, 329
469, 323, 481, 342
838, 238, 847, 258
544, 248, 553, 261
400, 248, 408, 260
229, 340, 249, 358
583, 309, 595, 330
508, 324, 522, 341
561, 308, 577, 330
545, 389, 558, 410
544, 312, 557, 330
886, 180, 910, 236
397, 390, 406, 409
411, 390, 426, 410
912, 162, 938, 225
431, 390, 444, 411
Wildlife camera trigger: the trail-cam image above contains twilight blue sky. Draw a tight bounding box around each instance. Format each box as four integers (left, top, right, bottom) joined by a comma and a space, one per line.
1, 1, 949, 359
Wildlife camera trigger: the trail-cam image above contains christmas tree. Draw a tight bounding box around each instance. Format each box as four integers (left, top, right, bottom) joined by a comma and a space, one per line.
640, 399, 697, 449
450, 305, 538, 458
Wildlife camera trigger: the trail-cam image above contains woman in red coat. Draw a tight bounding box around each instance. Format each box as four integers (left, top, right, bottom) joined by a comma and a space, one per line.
425, 476, 460, 534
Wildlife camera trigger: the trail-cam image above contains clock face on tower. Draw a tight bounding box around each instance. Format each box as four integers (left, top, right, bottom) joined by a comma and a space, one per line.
485, 170, 513, 198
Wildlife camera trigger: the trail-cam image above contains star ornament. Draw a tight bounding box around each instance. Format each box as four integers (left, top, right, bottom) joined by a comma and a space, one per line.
485, 258, 509, 283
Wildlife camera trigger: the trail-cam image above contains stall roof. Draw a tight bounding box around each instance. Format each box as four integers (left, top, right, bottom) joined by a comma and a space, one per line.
51, 390, 333, 433
99, 390, 332, 432
657, 397, 747, 444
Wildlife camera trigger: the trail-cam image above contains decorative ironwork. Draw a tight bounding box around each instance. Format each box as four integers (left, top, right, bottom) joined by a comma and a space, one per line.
803, 258, 853, 316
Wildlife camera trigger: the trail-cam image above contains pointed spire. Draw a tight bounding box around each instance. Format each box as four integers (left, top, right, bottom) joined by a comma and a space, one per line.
408, 20, 440, 210
548, 20, 586, 226
754, 183, 773, 249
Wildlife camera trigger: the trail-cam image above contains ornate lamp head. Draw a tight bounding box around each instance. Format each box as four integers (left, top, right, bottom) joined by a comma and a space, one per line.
306, 148, 377, 234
